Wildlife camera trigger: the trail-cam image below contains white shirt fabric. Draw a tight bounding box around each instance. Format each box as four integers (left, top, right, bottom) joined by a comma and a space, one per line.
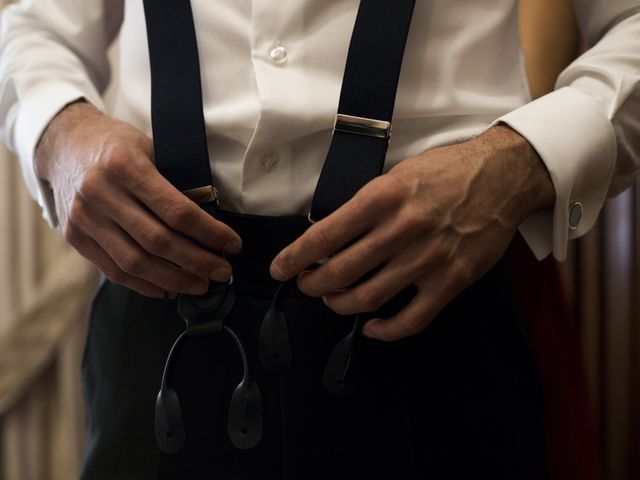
1, 0, 639, 261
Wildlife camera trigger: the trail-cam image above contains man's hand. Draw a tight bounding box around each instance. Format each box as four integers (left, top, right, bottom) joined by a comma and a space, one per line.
36, 101, 242, 299
270, 125, 554, 341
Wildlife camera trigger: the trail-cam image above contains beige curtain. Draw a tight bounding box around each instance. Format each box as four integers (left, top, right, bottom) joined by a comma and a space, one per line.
0, 1, 107, 477
0, 139, 98, 480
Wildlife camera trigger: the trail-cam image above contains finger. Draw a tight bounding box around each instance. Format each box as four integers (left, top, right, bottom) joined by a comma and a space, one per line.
361, 270, 458, 342
73, 206, 210, 296
296, 225, 403, 298
64, 220, 169, 299
322, 256, 415, 315
270, 191, 380, 281
98, 191, 232, 282
118, 159, 243, 254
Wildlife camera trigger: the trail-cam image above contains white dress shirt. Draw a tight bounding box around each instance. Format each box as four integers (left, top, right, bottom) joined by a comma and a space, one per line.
1, 0, 639, 260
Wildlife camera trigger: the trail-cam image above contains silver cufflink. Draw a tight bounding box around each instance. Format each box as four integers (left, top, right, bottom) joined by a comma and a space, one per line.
568, 201, 583, 231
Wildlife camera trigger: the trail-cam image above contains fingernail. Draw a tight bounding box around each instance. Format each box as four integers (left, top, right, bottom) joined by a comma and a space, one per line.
321, 295, 329, 307
209, 266, 232, 283
362, 323, 376, 339
164, 291, 177, 300
188, 282, 209, 296
270, 262, 287, 282
224, 240, 242, 255
298, 270, 311, 280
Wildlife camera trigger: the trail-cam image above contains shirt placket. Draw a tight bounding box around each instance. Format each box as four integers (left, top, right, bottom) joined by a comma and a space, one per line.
242, 0, 312, 215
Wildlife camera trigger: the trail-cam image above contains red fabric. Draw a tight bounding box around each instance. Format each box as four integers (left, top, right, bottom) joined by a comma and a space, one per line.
505, 235, 600, 480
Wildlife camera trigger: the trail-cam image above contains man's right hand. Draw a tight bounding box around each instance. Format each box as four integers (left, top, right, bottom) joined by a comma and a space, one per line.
35, 100, 241, 299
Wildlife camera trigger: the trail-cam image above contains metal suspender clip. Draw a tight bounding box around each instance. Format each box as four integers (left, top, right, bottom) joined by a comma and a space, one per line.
182, 185, 218, 204
333, 114, 392, 139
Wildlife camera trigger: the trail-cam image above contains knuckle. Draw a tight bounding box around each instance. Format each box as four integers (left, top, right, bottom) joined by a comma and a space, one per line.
399, 208, 426, 232
184, 256, 215, 278
78, 170, 103, 200
101, 145, 149, 184
101, 145, 129, 174
429, 242, 450, 265
204, 223, 227, 247
399, 314, 426, 337
355, 285, 383, 312
164, 201, 194, 230
67, 195, 87, 224
118, 251, 145, 276
139, 226, 170, 254
327, 259, 353, 284
451, 259, 475, 286
102, 144, 132, 169
372, 176, 404, 205
306, 226, 330, 255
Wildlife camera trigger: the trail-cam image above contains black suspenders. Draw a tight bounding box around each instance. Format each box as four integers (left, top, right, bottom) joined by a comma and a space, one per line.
310, 0, 416, 222
142, 0, 415, 454
142, 0, 218, 209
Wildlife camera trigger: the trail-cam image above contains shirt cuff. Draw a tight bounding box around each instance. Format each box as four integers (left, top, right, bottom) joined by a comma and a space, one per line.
493, 87, 617, 261
14, 83, 105, 229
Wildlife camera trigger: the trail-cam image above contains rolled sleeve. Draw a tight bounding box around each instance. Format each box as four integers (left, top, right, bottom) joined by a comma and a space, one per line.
496, 87, 617, 260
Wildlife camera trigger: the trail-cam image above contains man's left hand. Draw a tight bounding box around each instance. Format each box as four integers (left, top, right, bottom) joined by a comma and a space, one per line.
270, 125, 554, 341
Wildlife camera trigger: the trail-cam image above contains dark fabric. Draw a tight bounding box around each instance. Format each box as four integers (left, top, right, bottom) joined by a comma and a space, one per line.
310, 0, 416, 221
332, 0, 416, 121
142, 0, 212, 191
506, 235, 600, 480
80, 212, 548, 480
311, 131, 390, 222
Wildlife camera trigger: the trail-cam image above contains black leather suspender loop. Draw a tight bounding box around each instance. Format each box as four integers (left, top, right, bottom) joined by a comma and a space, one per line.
142, 0, 213, 194
309, 0, 416, 222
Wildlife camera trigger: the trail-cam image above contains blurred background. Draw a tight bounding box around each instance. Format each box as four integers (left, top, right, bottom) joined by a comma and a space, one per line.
0, 0, 638, 479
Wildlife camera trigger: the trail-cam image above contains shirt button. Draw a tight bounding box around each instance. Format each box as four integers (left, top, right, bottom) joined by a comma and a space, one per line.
269, 45, 288, 65
568, 201, 583, 230
261, 153, 279, 171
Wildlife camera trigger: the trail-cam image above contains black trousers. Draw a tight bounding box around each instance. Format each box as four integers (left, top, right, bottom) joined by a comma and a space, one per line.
80, 212, 548, 479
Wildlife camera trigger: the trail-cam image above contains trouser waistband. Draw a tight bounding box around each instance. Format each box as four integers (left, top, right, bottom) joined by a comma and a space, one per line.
218, 211, 311, 296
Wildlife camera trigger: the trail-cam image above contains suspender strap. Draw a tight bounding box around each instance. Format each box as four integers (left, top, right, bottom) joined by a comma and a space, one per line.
142, 0, 415, 217
309, 0, 416, 222
142, 0, 214, 200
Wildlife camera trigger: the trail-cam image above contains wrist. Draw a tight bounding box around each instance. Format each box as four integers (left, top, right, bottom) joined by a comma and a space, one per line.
34, 99, 101, 181
473, 124, 555, 226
